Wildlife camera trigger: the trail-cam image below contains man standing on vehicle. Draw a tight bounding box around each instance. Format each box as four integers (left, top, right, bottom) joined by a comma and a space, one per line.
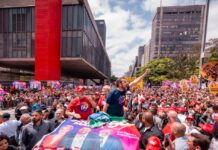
103, 69, 150, 117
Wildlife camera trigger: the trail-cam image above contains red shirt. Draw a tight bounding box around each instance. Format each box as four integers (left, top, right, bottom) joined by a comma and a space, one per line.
97, 95, 106, 111
67, 96, 93, 120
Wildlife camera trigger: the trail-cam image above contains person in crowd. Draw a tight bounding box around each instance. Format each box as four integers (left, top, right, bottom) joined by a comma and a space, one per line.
19, 106, 29, 115
187, 133, 210, 150
96, 85, 111, 111
21, 109, 53, 150
162, 110, 178, 140
66, 86, 96, 120
0, 113, 20, 146
177, 106, 187, 123
50, 109, 65, 130
140, 111, 164, 149
193, 105, 202, 126
150, 106, 162, 130
170, 122, 188, 150
209, 125, 218, 150
183, 115, 200, 135
103, 69, 150, 117
0, 134, 18, 150
15, 113, 31, 146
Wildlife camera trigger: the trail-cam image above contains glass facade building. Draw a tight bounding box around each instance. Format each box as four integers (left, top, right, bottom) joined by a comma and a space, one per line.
150, 5, 205, 60
0, 0, 111, 79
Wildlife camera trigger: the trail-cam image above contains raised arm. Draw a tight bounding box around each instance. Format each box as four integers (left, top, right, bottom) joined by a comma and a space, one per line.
129, 68, 150, 88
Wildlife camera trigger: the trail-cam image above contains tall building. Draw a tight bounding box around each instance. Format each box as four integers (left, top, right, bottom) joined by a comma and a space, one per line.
95, 20, 106, 47
137, 46, 144, 67
0, 0, 111, 80
144, 40, 151, 65
150, 5, 205, 60
131, 56, 138, 77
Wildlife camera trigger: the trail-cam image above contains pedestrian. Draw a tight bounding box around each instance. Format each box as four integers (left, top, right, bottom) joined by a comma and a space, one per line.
15, 114, 31, 146
170, 122, 188, 150
20, 109, 52, 150
139, 111, 164, 149
187, 133, 210, 150
0, 113, 20, 146
0, 134, 18, 150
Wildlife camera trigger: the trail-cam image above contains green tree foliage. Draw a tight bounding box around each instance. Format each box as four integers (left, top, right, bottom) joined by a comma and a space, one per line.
110, 75, 118, 82
135, 53, 200, 85
207, 49, 218, 62
137, 58, 177, 85
206, 38, 218, 62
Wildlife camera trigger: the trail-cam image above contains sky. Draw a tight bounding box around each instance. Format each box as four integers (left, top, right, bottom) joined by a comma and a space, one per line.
88, 0, 218, 77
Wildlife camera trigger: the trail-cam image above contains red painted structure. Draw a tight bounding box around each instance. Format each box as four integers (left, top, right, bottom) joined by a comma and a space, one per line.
35, 0, 62, 80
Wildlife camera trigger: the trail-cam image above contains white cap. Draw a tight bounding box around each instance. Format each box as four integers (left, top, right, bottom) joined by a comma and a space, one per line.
20, 106, 28, 110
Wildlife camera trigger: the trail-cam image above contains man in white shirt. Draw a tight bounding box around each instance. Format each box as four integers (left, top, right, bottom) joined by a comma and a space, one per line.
183, 116, 200, 135
0, 113, 20, 145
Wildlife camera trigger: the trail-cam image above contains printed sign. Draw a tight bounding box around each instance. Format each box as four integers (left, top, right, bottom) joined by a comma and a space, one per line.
208, 81, 218, 94
201, 61, 218, 81
190, 75, 199, 85
34, 119, 140, 150
12, 81, 26, 90
125, 77, 143, 90
30, 81, 42, 90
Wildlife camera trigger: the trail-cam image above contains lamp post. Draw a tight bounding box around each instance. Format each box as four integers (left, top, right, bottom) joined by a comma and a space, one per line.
158, 0, 163, 58
199, 0, 210, 89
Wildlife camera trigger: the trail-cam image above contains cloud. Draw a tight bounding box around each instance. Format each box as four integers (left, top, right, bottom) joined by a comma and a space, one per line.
207, 0, 218, 41
89, 0, 150, 77
142, 0, 205, 12
88, 0, 217, 77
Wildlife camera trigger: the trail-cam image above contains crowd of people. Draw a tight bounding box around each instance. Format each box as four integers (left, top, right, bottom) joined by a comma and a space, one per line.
0, 72, 217, 150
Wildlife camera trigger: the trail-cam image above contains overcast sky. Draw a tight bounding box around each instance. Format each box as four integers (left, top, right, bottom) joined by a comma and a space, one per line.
88, 0, 218, 77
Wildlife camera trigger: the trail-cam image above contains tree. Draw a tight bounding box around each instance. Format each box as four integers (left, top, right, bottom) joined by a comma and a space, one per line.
110, 75, 118, 83
206, 38, 218, 62
173, 45, 200, 79
141, 58, 177, 85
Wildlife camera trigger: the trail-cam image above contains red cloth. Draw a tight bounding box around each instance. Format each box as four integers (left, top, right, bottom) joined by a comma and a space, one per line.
67, 97, 93, 120
97, 95, 106, 111
162, 123, 175, 141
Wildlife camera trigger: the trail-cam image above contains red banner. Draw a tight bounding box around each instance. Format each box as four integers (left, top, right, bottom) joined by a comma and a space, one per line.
35, 0, 62, 80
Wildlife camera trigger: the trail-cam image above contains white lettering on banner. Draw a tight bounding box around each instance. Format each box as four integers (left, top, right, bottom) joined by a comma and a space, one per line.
71, 120, 89, 127
117, 131, 139, 139
107, 122, 132, 129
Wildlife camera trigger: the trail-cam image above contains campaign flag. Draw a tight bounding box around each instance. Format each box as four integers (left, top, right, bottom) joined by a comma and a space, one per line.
12, 81, 26, 90
30, 81, 42, 90
34, 119, 140, 150
51, 81, 61, 89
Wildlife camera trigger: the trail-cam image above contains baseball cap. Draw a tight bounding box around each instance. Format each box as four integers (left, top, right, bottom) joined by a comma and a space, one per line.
75, 86, 86, 92
20, 106, 28, 110
178, 107, 186, 113
146, 136, 161, 150
199, 123, 214, 134
186, 115, 194, 121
